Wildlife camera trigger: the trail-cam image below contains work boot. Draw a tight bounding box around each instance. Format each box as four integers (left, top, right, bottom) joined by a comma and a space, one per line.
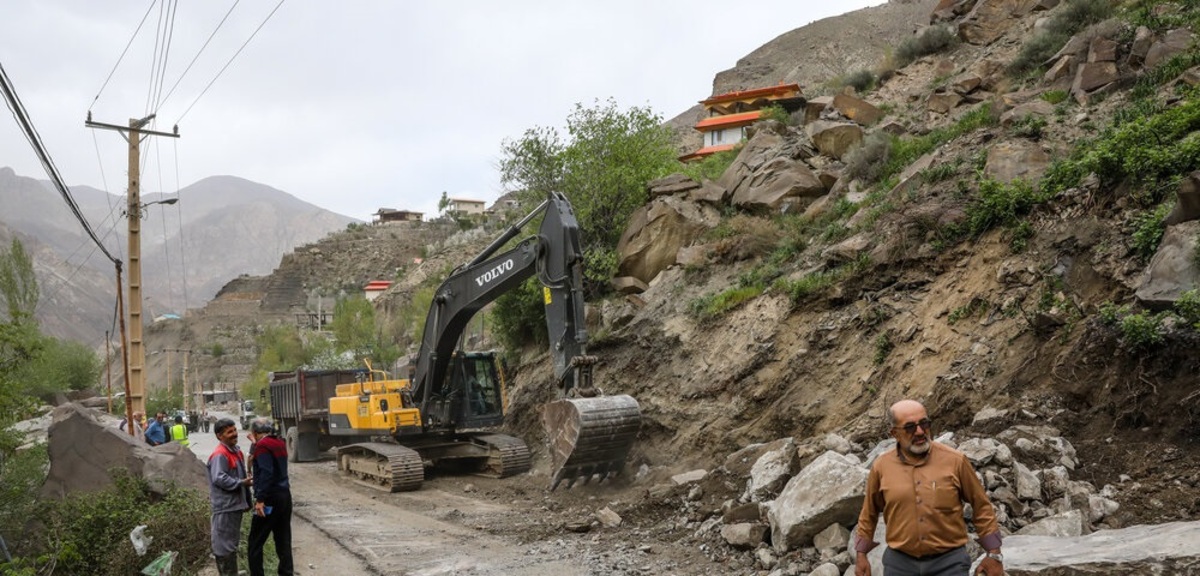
215, 553, 239, 576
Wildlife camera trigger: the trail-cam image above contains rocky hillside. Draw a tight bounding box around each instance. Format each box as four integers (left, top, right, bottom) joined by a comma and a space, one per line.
135, 0, 1200, 572
0, 170, 358, 345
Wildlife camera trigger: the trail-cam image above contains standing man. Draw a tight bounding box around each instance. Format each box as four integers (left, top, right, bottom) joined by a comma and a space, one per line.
170, 414, 191, 447
145, 412, 167, 446
246, 418, 294, 576
853, 399, 1004, 576
119, 411, 145, 441
208, 418, 253, 576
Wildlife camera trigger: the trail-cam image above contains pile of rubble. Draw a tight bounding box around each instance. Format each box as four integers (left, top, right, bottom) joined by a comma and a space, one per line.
629, 413, 1200, 575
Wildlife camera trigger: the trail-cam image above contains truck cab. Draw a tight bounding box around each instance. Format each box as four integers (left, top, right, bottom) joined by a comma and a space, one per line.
239, 400, 256, 429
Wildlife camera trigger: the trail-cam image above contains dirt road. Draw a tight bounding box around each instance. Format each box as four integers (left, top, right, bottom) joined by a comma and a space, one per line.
186, 416, 605, 575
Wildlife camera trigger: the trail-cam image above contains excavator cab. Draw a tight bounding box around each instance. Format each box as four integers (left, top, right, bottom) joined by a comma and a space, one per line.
450, 352, 504, 428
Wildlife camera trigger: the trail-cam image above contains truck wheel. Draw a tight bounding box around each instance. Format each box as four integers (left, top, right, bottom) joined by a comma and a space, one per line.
286, 427, 299, 463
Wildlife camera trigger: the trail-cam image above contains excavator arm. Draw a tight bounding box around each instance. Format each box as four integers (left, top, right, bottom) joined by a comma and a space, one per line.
410, 192, 640, 488
411, 192, 592, 402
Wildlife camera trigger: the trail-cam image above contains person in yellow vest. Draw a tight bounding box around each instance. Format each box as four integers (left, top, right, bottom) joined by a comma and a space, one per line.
170, 414, 191, 447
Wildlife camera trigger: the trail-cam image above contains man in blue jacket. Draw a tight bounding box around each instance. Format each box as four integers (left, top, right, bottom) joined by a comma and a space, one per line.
247, 418, 293, 576
145, 412, 167, 446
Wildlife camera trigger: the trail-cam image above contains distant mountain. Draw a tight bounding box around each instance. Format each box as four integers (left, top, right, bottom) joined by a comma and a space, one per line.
0, 167, 358, 346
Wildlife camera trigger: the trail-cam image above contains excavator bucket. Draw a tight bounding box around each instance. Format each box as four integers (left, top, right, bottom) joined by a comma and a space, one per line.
542, 394, 641, 490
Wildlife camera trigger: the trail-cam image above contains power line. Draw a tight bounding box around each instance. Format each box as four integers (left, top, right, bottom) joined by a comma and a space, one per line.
89, 0, 158, 113
1, 61, 119, 264
177, 0, 285, 123
156, 0, 241, 115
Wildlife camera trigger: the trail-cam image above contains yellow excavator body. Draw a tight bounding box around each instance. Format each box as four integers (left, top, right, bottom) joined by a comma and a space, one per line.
328, 379, 422, 434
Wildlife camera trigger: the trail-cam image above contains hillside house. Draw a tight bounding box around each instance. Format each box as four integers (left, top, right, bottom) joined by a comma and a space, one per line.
448, 198, 487, 216
373, 208, 424, 224
680, 83, 805, 162
363, 280, 392, 302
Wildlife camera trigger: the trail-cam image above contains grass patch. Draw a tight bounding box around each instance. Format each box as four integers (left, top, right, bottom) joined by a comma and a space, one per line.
774, 255, 870, 305
688, 285, 765, 322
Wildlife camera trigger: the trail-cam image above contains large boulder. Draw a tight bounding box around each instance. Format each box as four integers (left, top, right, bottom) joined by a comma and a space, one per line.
984, 140, 1050, 185
616, 196, 720, 285
768, 451, 868, 553
959, 0, 1040, 46
1135, 220, 1200, 310
1002, 522, 1200, 574
40, 403, 208, 499
731, 157, 828, 212
805, 121, 864, 160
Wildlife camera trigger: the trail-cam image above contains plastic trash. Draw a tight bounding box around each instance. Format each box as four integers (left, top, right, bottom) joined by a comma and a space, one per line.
141, 550, 177, 576
130, 524, 152, 557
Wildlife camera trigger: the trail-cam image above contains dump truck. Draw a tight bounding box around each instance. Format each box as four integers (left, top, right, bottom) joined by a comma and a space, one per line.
270, 192, 640, 490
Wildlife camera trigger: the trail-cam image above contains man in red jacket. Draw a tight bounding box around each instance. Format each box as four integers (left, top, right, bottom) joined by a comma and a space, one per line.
246, 418, 293, 576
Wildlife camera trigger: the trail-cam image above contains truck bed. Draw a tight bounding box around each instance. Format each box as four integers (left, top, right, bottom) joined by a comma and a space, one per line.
270, 369, 367, 421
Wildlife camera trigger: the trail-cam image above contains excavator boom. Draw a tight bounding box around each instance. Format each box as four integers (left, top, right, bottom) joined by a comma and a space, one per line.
334, 192, 639, 490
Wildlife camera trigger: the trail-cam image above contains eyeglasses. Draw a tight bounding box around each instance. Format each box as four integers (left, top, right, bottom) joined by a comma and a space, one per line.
894, 418, 932, 435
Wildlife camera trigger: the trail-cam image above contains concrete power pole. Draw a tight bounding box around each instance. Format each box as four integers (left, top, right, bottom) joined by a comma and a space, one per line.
86, 113, 179, 416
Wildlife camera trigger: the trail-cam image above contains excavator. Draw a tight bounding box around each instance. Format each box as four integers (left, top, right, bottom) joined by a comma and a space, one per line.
316, 192, 641, 491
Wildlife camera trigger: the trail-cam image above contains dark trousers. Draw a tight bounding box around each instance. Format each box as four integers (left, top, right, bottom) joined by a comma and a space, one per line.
247, 493, 294, 576
882, 546, 970, 576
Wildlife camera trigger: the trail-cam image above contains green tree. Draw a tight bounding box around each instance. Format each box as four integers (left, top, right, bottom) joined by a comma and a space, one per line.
499, 98, 678, 286
0, 239, 43, 420
0, 238, 38, 323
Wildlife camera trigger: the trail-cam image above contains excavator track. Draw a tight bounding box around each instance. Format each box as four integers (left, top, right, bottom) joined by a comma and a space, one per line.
471, 433, 532, 478
337, 442, 424, 492
543, 395, 641, 490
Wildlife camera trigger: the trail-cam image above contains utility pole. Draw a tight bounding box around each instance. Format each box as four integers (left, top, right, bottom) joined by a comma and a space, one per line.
86, 113, 179, 416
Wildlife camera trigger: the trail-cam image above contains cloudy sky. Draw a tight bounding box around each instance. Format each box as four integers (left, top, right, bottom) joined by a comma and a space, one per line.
2, 1, 885, 222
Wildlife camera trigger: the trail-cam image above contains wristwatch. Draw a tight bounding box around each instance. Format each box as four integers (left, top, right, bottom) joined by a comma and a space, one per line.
986, 552, 1004, 562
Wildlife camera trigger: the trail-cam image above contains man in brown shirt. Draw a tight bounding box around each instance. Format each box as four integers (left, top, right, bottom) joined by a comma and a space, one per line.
854, 399, 1004, 576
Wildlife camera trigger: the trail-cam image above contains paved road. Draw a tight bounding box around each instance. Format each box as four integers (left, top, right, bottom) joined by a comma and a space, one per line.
184, 410, 370, 575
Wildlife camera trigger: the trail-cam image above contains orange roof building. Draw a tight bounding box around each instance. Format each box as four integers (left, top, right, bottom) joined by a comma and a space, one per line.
681, 83, 805, 162
363, 280, 393, 302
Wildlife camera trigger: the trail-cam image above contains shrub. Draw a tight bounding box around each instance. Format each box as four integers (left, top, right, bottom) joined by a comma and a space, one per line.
1009, 0, 1115, 76
965, 178, 1043, 237
1175, 289, 1200, 328
1131, 202, 1174, 261
895, 26, 959, 69
873, 332, 894, 365
1041, 90, 1070, 105
843, 131, 893, 183
4, 473, 210, 576
680, 146, 740, 183
1119, 311, 1166, 350
839, 69, 877, 94
1010, 115, 1048, 139
759, 104, 790, 125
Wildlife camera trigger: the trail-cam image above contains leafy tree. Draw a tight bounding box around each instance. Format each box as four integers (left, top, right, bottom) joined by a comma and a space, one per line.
437, 191, 451, 216
331, 296, 400, 368
0, 238, 38, 323
499, 98, 678, 287
18, 337, 101, 396
254, 324, 310, 373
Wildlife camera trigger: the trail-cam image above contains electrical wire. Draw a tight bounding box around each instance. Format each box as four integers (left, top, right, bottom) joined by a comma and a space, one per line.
89, 0, 158, 113
150, 0, 179, 114
173, 138, 191, 314
155, 0, 240, 115
0, 61, 119, 264
176, 0, 285, 123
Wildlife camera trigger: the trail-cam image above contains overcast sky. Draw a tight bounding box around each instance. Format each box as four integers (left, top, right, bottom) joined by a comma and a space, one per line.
2, 1, 885, 222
